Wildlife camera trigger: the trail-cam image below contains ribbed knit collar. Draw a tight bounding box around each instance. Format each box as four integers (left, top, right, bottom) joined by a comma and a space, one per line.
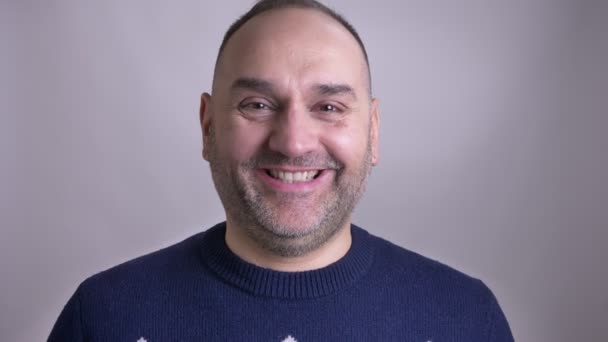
199, 222, 375, 299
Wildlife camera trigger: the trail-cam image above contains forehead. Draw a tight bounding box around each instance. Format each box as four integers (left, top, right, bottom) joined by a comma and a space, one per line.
215, 8, 368, 94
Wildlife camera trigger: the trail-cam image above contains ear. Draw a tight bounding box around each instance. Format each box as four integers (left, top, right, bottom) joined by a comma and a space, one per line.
200, 92, 213, 161
370, 98, 380, 166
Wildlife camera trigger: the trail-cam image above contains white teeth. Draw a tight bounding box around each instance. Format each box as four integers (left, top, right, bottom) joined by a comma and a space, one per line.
284, 172, 293, 182
293, 172, 303, 181
268, 170, 319, 183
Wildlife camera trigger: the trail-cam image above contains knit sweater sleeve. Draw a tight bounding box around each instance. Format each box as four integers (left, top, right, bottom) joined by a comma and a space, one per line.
48, 285, 85, 342
483, 282, 514, 342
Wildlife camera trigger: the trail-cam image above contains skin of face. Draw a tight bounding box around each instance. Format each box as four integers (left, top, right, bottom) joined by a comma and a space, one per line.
199, 8, 379, 267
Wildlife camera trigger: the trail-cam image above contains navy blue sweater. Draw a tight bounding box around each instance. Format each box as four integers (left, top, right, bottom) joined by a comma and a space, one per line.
49, 223, 513, 341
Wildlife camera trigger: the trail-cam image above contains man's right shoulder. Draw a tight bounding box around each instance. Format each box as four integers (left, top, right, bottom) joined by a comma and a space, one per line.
366, 231, 492, 300
78, 231, 206, 295
48, 230, 211, 341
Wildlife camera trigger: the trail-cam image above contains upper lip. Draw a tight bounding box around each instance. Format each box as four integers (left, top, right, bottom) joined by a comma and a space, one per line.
259, 166, 323, 172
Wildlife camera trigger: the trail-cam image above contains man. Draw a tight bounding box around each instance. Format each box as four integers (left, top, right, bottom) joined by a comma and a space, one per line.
49, 0, 514, 341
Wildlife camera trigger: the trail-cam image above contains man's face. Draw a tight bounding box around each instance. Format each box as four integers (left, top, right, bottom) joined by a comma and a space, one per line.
201, 8, 379, 256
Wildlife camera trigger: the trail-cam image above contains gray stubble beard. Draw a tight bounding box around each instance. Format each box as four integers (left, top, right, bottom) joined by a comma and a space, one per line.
207, 130, 372, 258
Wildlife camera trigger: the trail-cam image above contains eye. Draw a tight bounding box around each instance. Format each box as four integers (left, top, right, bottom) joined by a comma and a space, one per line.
313, 102, 345, 115
241, 102, 270, 110
319, 104, 338, 112
237, 98, 276, 119
246, 102, 268, 110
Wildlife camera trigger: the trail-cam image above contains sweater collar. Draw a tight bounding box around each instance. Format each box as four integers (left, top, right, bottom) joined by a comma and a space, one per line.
199, 222, 375, 299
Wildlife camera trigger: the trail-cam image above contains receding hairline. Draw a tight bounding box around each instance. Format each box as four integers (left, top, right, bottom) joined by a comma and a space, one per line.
212, 1, 372, 96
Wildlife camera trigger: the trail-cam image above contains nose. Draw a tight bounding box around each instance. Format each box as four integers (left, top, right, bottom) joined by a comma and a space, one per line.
267, 105, 319, 158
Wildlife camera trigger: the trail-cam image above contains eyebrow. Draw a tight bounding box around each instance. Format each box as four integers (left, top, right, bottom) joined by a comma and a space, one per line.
314, 83, 357, 100
229, 77, 357, 100
230, 77, 275, 94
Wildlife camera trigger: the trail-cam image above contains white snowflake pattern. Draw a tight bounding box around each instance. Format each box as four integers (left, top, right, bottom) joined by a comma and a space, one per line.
282, 335, 298, 342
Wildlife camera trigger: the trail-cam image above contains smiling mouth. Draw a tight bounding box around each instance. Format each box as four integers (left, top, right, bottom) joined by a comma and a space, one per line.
265, 169, 321, 183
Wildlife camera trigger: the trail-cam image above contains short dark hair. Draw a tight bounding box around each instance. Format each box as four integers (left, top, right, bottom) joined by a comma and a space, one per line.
214, 0, 372, 93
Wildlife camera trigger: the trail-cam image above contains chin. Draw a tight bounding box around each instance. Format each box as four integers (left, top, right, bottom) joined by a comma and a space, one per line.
261, 220, 322, 239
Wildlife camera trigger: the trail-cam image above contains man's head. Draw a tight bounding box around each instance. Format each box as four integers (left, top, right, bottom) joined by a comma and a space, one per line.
200, 0, 379, 257
214, 0, 372, 97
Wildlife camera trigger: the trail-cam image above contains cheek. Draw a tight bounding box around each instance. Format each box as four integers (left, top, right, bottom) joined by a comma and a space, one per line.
215, 119, 269, 162
322, 121, 370, 167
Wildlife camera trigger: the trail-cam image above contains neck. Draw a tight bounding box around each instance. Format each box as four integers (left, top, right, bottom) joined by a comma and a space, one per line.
224, 220, 352, 272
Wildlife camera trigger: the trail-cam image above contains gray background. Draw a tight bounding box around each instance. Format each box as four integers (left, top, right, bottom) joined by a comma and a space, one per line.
2, 0, 607, 341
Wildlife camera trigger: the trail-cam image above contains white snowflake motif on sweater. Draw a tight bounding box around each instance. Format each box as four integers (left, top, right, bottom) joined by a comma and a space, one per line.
282, 335, 297, 342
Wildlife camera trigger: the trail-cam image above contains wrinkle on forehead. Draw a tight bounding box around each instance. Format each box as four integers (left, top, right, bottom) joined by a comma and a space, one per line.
213, 8, 370, 98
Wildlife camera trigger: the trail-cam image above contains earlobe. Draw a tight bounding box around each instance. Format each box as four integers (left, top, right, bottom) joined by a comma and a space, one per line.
200, 93, 213, 161
370, 98, 380, 166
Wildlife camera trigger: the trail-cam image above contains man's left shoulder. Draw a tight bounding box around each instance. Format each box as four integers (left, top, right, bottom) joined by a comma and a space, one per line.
358, 228, 514, 340
364, 229, 499, 302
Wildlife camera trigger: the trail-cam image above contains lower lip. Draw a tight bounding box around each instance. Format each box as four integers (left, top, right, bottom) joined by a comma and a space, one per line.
255, 169, 332, 192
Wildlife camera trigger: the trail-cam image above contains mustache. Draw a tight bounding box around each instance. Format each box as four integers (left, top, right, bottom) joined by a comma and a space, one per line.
243, 151, 343, 170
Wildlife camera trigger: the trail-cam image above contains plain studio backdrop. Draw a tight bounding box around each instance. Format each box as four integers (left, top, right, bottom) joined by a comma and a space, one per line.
2, 0, 607, 341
